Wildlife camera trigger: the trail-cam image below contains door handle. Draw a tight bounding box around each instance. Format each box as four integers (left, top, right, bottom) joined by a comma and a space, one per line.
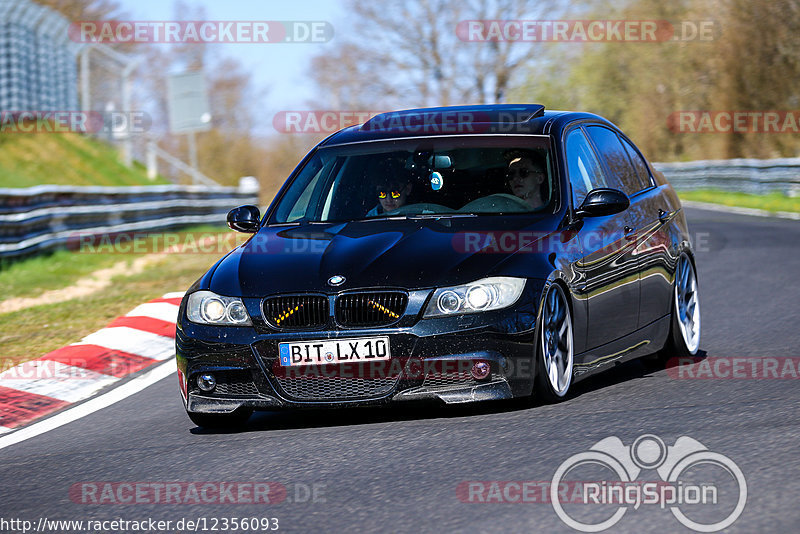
658, 209, 669, 222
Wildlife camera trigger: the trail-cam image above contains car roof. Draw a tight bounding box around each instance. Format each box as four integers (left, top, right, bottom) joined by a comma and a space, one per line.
318, 105, 615, 146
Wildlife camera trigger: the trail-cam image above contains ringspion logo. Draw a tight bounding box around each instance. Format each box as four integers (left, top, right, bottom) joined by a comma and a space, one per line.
550, 434, 746, 532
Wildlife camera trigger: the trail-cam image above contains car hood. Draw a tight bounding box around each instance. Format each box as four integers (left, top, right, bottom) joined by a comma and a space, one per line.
207, 217, 559, 296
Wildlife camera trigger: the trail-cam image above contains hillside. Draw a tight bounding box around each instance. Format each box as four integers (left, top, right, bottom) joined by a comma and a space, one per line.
0, 132, 169, 188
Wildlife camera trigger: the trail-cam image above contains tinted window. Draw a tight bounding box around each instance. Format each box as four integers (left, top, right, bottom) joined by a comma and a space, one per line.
275, 156, 328, 222
620, 136, 652, 189
269, 136, 556, 223
586, 126, 642, 196
565, 128, 608, 208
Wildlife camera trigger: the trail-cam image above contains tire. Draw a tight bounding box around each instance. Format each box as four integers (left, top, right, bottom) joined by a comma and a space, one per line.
658, 254, 701, 362
186, 408, 253, 429
535, 283, 574, 402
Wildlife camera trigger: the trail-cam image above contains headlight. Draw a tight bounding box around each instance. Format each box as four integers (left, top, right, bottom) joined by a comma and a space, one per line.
424, 277, 525, 317
187, 291, 252, 326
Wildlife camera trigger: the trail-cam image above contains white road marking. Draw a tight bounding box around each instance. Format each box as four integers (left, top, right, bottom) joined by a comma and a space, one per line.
0, 361, 118, 403
162, 292, 186, 299
0, 359, 175, 451
78, 327, 174, 360
0, 426, 11, 434
125, 302, 180, 322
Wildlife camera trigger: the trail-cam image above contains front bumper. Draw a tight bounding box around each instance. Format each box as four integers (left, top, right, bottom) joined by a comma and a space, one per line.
187, 380, 514, 414
177, 282, 543, 413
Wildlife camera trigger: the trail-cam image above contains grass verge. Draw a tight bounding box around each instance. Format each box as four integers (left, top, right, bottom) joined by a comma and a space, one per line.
677, 189, 800, 214
0, 225, 228, 299
0, 226, 238, 368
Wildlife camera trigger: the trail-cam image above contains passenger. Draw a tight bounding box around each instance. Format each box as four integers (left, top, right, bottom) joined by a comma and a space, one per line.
506, 153, 547, 209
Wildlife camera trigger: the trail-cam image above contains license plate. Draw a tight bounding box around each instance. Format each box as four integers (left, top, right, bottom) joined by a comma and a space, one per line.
278, 337, 391, 367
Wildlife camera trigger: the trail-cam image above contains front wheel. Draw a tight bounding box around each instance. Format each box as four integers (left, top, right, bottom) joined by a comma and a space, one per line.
535, 283, 574, 402
186, 408, 253, 429
660, 254, 701, 360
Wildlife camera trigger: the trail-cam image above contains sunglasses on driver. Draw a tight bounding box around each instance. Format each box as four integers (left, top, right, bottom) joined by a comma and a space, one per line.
506, 167, 544, 180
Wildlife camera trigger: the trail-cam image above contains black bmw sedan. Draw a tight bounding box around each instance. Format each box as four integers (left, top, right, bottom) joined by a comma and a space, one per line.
176, 104, 700, 428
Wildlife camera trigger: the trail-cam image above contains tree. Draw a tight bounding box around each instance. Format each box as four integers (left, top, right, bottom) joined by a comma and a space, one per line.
309, 0, 561, 109
34, 0, 125, 21
513, 0, 800, 161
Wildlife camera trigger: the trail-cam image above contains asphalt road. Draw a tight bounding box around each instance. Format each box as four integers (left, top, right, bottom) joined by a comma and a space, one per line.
1, 207, 799, 533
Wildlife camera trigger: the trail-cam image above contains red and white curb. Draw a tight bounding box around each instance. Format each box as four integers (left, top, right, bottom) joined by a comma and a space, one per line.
0, 292, 183, 434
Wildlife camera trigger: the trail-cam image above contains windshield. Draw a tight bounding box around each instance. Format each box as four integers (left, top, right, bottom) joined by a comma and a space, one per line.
269, 135, 555, 224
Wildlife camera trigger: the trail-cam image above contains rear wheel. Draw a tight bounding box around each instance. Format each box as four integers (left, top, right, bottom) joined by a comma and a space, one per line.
535, 284, 574, 402
659, 254, 701, 361
186, 408, 253, 429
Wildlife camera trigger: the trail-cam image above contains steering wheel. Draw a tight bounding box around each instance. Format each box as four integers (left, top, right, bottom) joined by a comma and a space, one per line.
488, 193, 532, 208
460, 193, 531, 213
392, 203, 455, 215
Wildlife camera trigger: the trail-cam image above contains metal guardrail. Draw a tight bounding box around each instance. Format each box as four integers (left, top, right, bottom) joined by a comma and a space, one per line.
653, 158, 800, 196
0, 180, 259, 258
3, 157, 798, 259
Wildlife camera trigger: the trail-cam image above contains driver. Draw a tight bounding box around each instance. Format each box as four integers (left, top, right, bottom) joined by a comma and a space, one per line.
506, 152, 547, 209
366, 177, 412, 216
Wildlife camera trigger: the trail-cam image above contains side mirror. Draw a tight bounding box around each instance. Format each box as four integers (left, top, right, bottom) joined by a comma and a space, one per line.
227, 205, 260, 233
574, 188, 629, 218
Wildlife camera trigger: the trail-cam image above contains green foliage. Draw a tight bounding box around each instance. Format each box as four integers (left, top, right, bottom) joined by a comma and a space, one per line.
678, 190, 800, 214
512, 0, 800, 161
0, 131, 169, 188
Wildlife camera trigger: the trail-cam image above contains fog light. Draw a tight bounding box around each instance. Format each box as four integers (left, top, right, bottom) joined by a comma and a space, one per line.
197, 373, 216, 392
471, 361, 491, 380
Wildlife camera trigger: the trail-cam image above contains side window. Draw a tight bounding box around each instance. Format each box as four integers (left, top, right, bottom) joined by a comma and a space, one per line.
620, 136, 653, 189
274, 155, 329, 223
585, 125, 642, 196
565, 128, 608, 208
286, 166, 325, 222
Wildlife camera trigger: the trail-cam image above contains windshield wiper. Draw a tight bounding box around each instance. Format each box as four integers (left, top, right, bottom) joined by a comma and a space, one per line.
353, 212, 481, 222
360, 215, 411, 221
267, 221, 302, 227
405, 213, 478, 219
